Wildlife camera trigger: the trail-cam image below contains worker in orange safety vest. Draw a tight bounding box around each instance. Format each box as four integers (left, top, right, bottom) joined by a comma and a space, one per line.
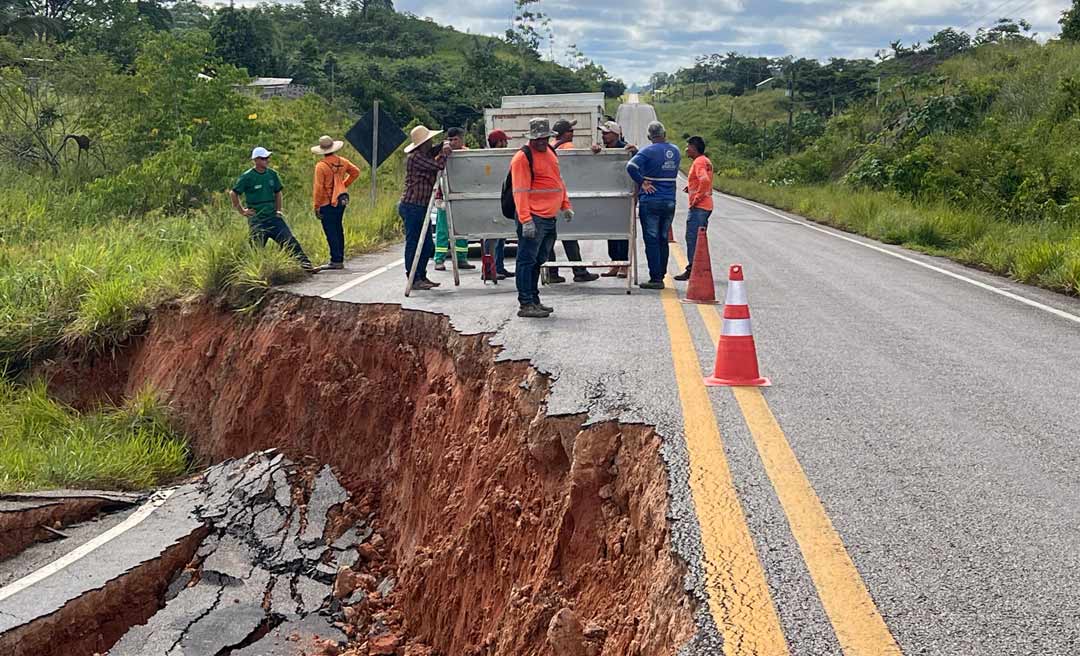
510, 118, 574, 318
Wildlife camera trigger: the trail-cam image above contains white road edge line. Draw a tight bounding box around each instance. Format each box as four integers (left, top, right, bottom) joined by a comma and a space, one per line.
319, 258, 405, 299
0, 489, 176, 603
720, 192, 1080, 326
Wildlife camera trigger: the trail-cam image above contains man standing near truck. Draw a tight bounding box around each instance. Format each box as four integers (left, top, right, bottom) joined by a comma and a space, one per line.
675, 135, 714, 281
434, 127, 475, 271
592, 120, 637, 278
626, 121, 680, 289
511, 118, 573, 318
544, 119, 599, 284
484, 129, 514, 279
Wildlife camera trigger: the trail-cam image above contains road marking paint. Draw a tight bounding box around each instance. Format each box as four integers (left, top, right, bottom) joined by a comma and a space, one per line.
728, 387, 902, 656
0, 489, 176, 603
658, 279, 789, 656
319, 258, 404, 299
719, 193, 1080, 326
674, 241, 902, 655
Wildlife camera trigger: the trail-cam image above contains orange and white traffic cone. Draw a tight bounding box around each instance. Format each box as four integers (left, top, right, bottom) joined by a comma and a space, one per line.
681, 227, 718, 305
705, 264, 770, 387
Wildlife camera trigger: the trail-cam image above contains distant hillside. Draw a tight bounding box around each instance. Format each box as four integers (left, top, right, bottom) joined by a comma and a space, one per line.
656, 31, 1080, 296
205, 3, 610, 136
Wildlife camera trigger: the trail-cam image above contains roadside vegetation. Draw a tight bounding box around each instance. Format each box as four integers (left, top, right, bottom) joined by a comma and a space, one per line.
654, 14, 1080, 296
0, 32, 402, 374
0, 0, 617, 490
0, 381, 189, 492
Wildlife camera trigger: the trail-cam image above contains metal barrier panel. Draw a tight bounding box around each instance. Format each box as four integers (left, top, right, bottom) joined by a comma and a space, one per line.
443, 149, 635, 240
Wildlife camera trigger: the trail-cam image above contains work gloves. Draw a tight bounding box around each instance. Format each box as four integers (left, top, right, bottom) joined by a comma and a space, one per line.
521, 220, 537, 240
561, 209, 574, 222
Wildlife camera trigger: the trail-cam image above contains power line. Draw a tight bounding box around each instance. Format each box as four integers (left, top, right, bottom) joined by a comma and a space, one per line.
961, 0, 1041, 33
961, 0, 1021, 32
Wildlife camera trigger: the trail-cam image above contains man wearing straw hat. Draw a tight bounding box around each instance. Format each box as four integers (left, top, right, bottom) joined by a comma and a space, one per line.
311, 135, 361, 270
399, 125, 452, 290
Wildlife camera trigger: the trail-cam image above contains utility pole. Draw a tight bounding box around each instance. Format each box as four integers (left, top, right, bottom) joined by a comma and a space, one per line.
786, 66, 794, 155
761, 121, 767, 163
728, 101, 735, 139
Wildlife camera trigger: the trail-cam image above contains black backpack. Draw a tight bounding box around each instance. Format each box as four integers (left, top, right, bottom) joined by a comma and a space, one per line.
501, 144, 556, 220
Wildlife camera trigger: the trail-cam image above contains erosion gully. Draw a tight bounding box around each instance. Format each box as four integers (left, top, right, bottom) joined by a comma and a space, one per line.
1, 294, 696, 656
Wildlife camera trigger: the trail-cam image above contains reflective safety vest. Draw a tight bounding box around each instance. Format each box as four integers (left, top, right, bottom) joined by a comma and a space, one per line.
510, 144, 572, 224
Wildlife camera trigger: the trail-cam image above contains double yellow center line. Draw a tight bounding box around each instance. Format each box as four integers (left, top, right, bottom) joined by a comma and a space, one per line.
664, 247, 902, 656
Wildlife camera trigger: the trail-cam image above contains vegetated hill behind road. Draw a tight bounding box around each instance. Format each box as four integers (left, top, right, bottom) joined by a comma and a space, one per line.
656, 35, 1080, 297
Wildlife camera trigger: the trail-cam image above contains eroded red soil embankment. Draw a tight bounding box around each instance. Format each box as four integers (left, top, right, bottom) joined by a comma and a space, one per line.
45, 295, 695, 655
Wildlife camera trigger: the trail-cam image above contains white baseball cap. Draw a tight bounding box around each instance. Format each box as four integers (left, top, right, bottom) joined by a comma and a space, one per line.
250, 146, 272, 159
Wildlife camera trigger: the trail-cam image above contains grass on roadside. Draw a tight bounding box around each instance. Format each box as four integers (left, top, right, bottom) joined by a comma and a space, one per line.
0, 163, 403, 373
714, 177, 1080, 296
0, 380, 190, 492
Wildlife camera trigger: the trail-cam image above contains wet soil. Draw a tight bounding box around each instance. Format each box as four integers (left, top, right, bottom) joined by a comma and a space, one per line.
39, 294, 696, 655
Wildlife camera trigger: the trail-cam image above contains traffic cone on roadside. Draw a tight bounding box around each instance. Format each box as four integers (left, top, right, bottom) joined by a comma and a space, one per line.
705, 264, 770, 387
667, 225, 676, 243
681, 227, 718, 305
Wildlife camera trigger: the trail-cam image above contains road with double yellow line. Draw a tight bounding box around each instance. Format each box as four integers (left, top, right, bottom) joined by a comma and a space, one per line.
292, 182, 1080, 655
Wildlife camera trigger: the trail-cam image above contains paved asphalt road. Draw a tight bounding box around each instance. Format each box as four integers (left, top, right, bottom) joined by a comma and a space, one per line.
289, 178, 1080, 655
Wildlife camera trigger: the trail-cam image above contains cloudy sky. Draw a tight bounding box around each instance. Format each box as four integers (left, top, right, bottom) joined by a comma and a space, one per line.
241, 0, 1073, 83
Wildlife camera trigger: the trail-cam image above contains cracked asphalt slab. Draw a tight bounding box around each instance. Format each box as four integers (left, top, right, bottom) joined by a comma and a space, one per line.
288, 182, 1080, 655
0, 451, 381, 655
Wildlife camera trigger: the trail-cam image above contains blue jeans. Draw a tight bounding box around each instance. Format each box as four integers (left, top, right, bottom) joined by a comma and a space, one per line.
638, 199, 676, 282
399, 202, 434, 280
515, 217, 557, 306
686, 207, 712, 264
318, 204, 346, 264
250, 214, 311, 266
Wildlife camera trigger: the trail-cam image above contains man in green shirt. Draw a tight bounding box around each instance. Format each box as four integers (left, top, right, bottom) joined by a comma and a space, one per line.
230, 146, 315, 272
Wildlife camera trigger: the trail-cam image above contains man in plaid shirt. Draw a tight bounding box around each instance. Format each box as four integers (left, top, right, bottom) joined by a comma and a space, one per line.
399, 125, 452, 290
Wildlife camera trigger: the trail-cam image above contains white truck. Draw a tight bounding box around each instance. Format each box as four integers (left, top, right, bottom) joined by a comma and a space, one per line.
483, 92, 606, 149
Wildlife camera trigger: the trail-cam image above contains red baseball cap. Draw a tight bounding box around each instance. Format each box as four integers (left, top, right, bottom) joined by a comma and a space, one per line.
487, 129, 509, 146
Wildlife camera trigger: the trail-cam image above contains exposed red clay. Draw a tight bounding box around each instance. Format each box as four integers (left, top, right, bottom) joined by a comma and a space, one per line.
42, 294, 696, 655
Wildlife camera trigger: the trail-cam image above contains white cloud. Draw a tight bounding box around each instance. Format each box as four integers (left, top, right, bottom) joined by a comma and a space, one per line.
228, 0, 1073, 83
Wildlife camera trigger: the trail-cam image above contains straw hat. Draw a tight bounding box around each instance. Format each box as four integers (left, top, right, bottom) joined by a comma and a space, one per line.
404, 125, 443, 153
311, 135, 344, 155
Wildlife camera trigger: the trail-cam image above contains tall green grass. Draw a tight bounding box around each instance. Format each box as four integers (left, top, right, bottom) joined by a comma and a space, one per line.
0, 158, 403, 372
714, 178, 1080, 296
0, 380, 190, 492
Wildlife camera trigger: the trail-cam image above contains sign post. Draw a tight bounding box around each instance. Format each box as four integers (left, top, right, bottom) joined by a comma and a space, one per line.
370, 100, 379, 206
346, 101, 406, 205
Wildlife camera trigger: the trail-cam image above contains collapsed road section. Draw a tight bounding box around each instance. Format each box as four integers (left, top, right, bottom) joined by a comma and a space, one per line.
0, 451, 414, 655
5, 294, 700, 655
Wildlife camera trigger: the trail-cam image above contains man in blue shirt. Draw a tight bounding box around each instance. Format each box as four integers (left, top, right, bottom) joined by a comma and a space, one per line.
626, 121, 680, 289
